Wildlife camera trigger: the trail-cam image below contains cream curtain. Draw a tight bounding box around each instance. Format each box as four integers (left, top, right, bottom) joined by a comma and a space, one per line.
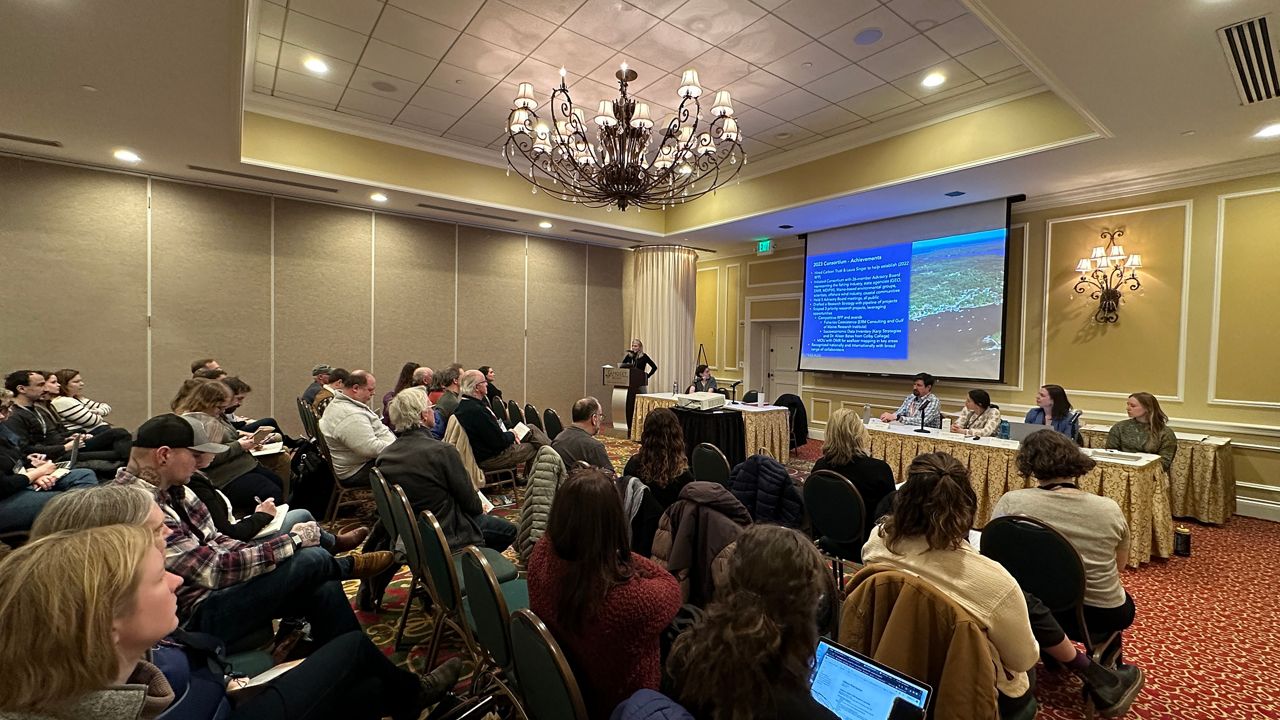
630, 246, 697, 396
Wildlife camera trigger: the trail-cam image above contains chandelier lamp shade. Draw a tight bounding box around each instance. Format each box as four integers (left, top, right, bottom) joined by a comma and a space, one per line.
503, 64, 746, 212
1073, 228, 1142, 323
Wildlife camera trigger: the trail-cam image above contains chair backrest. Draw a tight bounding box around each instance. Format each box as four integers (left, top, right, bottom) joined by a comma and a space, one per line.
509, 609, 589, 720
508, 400, 523, 428
368, 468, 400, 544
543, 408, 563, 440
412, 498, 467, 614
491, 397, 509, 425
980, 515, 1087, 616
296, 397, 316, 438
741, 390, 759, 404
524, 404, 543, 430
383, 484, 432, 590
804, 470, 866, 556
691, 442, 731, 487
460, 546, 517, 671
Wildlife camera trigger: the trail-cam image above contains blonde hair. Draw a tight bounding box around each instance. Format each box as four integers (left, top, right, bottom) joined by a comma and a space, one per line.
821, 408, 870, 465
1129, 392, 1169, 452
388, 387, 432, 432
0, 525, 155, 714
30, 485, 156, 539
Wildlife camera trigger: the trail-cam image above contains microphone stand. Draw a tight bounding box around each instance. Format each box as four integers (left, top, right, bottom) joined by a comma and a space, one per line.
914, 404, 931, 434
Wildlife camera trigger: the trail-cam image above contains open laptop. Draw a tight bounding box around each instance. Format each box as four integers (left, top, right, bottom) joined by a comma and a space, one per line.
1004, 420, 1045, 442
810, 638, 931, 720
54, 436, 80, 470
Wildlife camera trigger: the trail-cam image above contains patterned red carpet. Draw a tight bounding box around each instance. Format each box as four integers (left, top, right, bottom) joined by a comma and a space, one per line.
342, 436, 1280, 719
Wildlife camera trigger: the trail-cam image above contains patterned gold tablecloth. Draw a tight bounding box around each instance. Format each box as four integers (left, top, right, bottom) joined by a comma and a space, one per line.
631, 395, 790, 463
866, 425, 1173, 567
1081, 427, 1236, 525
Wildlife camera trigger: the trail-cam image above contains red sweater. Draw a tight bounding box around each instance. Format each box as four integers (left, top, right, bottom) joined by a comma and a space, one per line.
528, 539, 682, 719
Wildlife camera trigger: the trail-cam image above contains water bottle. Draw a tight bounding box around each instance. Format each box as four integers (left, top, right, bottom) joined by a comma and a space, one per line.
998, 420, 1011, 440
673, 381, 679, 395
862, 403, 871, 422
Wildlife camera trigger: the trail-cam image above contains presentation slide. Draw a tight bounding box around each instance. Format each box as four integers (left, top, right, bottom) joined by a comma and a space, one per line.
800, 199, 1010, 380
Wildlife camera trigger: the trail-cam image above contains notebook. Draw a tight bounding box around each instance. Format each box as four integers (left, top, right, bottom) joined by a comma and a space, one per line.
810, 638, 931, 720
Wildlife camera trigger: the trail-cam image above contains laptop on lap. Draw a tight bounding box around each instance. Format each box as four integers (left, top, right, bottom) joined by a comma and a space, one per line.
810, 638, 931, 720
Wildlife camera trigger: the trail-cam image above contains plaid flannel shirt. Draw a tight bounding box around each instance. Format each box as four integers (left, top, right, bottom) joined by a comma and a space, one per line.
894, 392, 942, 428
114, 467, 296, 618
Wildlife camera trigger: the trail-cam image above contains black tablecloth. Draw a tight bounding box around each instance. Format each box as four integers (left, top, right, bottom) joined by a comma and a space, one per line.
671, 406, 746, 469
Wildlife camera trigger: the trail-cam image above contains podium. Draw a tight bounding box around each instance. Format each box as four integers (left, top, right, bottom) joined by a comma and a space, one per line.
603, 365, 646, 433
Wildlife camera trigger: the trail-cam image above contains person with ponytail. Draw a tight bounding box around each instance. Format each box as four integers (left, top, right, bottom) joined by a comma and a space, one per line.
666, 524, 838, 720
862, 452, 1040, 716
1107, 392, 1176, 471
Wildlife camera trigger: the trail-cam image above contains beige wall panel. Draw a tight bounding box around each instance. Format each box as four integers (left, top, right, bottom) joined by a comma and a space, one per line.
1235, 449, 1280, 500
527, 237, 587, 419
695, 268, 719, 369
1043, 205, 1185, 397
0, 157, 149, 429
725, 264, 741, 374
457, 226, 526, 404
150, 181, 272, 420
747, 256, 804, 286
272, 199, 373, 435
1003, 225, 1026, 386
751, 298, 802, 319
587, 247, 627, 428
372, 214, 457, 395
1214, 191, 1280, 402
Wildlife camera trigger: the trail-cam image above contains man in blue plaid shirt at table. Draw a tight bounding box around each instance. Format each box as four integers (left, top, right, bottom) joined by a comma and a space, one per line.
880, 372, 943, 428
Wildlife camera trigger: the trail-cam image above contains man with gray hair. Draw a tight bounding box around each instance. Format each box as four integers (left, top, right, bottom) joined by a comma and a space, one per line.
411, 366, 433, 389
453, 370, 550, 470
378, 389, 516, 552
434, 367, 463, 421
552, 396, 613, 471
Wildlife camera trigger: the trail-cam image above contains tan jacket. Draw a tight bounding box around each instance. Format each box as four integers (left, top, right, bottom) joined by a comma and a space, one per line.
840, 565, 1001, 720
442, 414, 485, 490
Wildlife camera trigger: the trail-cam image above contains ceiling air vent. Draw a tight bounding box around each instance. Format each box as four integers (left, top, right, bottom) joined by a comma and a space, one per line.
0, 131, 62, 147
1218, 14, 1280, 104
187, 165, 339, 192
416, 203, 519, 223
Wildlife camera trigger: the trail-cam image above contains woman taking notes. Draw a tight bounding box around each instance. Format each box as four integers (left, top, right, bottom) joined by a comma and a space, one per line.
1107, 392, 1177, 471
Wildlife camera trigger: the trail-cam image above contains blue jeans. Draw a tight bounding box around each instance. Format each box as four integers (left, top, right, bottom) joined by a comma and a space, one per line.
0, 469, 98, 533
186, 546, 360, 649
279, 508, 336, 550
475, 513, 516, 554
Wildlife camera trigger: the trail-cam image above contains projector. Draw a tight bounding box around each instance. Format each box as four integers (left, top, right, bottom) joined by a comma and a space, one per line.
676, 392, 726, 411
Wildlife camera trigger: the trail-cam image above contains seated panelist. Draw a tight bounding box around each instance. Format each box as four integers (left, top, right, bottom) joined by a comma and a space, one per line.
951, 389, 1002, 437
686, 364, 717, 394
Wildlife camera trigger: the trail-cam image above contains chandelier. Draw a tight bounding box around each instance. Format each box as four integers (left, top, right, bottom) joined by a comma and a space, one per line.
503, 64, 745, 212
1073, 228, 1142, 323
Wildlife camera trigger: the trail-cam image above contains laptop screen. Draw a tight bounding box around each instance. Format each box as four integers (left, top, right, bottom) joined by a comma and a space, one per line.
810, 639, 931, 720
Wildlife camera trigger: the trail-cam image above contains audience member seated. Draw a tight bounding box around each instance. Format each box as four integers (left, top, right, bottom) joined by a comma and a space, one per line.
4, 369, 84, 460
175, 381, 285, 509
879, 372, 942, 428
113, 414, 393, 649
951, 388, 1003, 437
686, 364, 717, 394
517, 446, 568, 564
194, 366, 228, 381
318, 370, 395, 490
50, 368, 116, 433
303, 363, 333, 404
528, 467, 682, 719
667, 525, 837, 720
727, 454, 803, 528
652, 480, 753, 607
622, 407, 694, 509
454, 370, 551, 471
378, 389, 516, 553
994, 432, 1143, 675
809, 408, 894, 540
0, 524, 461, 720
1025, 384, 1082, 440
220, 376, 281, 435
478, 365, 503, 403
191, 357, 220, 375
310, 367, 349, 417
412, 365, 433, 391
862, 452, 1039, 716
429, 363, 464, 405
381, 361, 421, 431
37, 370, 131, 461
433, 366, 463, 421
553, 396, 613, 471
0, 389, 97, 536
1107, 392, 1177, 471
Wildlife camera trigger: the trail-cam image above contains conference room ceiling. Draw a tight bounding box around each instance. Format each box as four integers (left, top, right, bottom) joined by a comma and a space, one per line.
245, 0, 1043, 167
0, 0, 1277, 254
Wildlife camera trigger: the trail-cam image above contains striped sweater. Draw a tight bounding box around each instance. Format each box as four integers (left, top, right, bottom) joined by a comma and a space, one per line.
51, 395, 112, 432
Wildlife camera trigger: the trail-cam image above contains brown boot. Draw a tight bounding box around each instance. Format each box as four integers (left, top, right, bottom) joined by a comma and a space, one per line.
332, 526, 370, 553
345, 550, 396, 580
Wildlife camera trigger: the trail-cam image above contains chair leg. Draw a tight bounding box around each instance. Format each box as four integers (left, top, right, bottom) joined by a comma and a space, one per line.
394, 581, 422, 651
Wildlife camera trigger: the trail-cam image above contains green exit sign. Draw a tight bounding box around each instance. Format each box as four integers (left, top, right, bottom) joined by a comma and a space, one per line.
756, 238, 774, 255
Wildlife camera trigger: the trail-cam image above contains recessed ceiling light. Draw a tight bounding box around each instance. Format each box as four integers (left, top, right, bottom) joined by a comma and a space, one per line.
775, 132, 793, 140
945, 190, 966, 197
779, 224, 794, 229
538, 220, 553, 229
921, 72, 946, 88
113, 149, 141, 163
303, 57, 329, 74
80, 84, 98, 92
854, 28, 883, 46
371, 80, 398, 93
801, 62, 813, 69
370, 192, 388, 203
913, 20, 938, 31
1254, 122, 1280, 139
1181, 130, 1197, 136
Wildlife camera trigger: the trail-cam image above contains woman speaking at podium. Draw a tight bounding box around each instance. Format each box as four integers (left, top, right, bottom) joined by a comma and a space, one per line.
621, 338, 658, 393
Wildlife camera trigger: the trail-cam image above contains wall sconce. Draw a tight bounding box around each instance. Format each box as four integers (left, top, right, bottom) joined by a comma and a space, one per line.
1073, 228, 1141, 323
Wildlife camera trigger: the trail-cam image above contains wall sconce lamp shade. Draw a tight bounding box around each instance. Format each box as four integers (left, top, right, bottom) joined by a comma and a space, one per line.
1074, 228, 1141, 323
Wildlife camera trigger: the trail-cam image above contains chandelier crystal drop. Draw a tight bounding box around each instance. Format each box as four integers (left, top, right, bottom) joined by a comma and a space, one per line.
503, 64, 745, 211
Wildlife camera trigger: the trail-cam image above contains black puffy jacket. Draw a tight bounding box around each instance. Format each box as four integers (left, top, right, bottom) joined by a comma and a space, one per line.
728, 454, 803, 528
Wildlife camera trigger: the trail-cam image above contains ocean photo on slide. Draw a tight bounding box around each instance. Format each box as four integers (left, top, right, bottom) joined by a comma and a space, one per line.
908, 229, 1005, 377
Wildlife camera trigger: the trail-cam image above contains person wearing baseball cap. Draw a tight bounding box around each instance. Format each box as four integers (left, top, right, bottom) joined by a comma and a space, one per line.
114, 413, 394, 651
303, 364, 334, 405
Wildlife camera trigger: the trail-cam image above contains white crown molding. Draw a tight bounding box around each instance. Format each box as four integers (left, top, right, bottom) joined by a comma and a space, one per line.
243, 93, 509, 170
1016, 153, 1280, 213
